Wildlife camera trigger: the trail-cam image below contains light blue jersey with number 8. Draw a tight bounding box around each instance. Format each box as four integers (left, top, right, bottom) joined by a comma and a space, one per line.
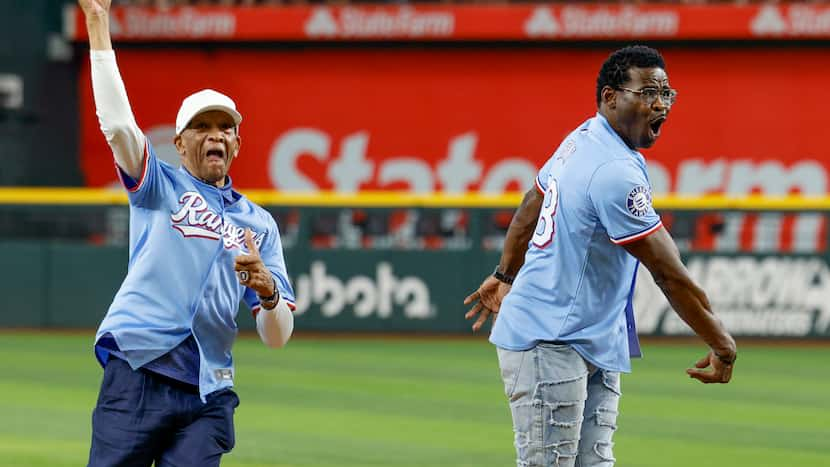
490, 114, 662, 372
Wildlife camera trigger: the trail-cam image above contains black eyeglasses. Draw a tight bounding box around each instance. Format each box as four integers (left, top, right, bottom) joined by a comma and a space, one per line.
617, 87, 678, 106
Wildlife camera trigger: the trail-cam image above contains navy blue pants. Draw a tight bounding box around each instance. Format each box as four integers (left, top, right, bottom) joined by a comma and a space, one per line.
89, 357, 239, 467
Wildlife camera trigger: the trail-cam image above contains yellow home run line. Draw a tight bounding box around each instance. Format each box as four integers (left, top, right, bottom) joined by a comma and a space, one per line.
0, 188, 829, 210
0, 188, 523, 207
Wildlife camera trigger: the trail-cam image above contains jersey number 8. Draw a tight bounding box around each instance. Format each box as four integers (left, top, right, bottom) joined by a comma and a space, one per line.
532, 179, 558, 248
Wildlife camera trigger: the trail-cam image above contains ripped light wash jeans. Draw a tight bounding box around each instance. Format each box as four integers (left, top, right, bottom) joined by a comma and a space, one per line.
497, 343, 621, 467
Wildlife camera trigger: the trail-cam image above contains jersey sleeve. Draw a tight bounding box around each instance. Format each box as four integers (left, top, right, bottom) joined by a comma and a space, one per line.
588, 160, 662, 245
535, 156, 555, 194
119, 138, 167, 209
260, 215, 296, 310
537, 137, 577, 194
243, 287, 260, 312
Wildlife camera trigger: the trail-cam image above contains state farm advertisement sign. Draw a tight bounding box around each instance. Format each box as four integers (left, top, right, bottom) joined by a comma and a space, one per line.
65, 3, 830, 42
79, 47, 828, 197
750, 4, 830, 37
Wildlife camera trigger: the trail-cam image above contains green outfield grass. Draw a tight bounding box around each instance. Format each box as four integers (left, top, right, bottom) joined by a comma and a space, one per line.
0, 333, 827, 467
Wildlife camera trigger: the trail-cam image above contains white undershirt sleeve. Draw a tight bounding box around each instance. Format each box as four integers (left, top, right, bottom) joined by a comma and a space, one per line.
90, 50, 146, 179
255, 299, 294, 348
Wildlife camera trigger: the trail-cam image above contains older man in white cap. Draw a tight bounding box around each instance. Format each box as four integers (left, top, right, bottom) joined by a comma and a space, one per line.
79, 1, 296, 465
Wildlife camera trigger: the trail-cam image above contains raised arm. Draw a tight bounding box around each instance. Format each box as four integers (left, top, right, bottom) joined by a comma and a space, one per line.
624, 227, 737, 383
79, 0, 146, 179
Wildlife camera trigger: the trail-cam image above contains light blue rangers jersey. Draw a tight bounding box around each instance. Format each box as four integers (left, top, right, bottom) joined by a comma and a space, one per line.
490, 113, 662, 372
95, 139, 296, 399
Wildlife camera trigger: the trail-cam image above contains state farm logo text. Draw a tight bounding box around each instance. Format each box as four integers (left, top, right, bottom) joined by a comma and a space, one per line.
170, 191, 263, 250
269, 129, 536, 194
525, 6, 678, 38
108, 7, 235, 38
305, 7, 454, 39
751, 4, 830, 37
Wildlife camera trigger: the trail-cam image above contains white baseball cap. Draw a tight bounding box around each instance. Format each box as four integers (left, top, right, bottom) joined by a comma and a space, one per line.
175, 89, 243, 135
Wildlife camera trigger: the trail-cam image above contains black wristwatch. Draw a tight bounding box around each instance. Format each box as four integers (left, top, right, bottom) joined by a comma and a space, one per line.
258, 278, 280, 310
492, 266, 515, 285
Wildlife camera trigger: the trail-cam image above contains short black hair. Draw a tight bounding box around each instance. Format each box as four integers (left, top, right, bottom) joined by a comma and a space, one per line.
596, 45, 666, 106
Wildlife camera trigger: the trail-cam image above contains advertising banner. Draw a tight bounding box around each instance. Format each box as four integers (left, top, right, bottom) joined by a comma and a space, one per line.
79, 48, 829, 251
283, 248, 830, 338
635, 255, 830, 338
287, 251, 484, 332
79, 48, 829, 196
3, 206, 829, 337
286, 252, 830, 337
65, 3, 830, 42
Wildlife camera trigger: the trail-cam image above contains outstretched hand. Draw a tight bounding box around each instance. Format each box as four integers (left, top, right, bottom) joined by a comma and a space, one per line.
78, 0, 111, 18
234, 229, 274, 298
464, 275, 511, 332
686, 351, 734, 384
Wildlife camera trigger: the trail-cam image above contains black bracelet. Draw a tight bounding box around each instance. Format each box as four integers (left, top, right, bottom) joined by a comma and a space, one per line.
258, 278, 279, 308
492, 266, 515, 285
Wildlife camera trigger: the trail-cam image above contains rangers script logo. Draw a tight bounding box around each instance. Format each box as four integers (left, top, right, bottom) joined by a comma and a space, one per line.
170, 191, 264, 250
626, 185, 652, 217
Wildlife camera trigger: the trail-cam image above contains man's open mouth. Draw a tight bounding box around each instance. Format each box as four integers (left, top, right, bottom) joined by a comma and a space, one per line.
206, 149, 225, 160
649, 117, 666, 135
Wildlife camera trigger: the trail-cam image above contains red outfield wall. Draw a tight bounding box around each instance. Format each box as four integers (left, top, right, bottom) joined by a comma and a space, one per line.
80, 47, 828, 198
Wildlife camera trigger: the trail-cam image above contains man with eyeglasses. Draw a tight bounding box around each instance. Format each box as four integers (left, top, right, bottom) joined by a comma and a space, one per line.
464, 45, 736, 466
